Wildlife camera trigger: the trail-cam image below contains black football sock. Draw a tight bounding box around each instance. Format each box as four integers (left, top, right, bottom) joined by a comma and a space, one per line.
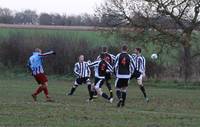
69, 85, 77, 95
93, 90, 97, 96
116, 90, 122, 100
102, 93, 109, 100
87, 85, 93, 99
139, 85, 147, 98
122, 92, 126, 106
106, 82, 113, 98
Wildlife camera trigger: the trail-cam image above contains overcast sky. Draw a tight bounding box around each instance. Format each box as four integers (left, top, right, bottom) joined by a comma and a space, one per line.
0, 0, 103, 15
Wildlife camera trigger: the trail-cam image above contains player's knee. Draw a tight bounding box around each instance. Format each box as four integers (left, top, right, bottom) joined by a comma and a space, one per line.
121, 87, 127, 92
94, 85, 99, 90
137, 80, 143, 86
115, 88, 121, 91
73, 85, 78, 88
96, 89, 103, 95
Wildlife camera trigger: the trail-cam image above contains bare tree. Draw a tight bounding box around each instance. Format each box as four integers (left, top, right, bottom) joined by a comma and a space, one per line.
97, 0, 200, 81
0, 8, 13, 24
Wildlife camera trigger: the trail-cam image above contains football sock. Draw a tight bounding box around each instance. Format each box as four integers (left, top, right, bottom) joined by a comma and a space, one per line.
87, 85, 93, 99
69, 85, 77, 95
43, 87, 49, 98
122, 92, 126, 105
102, 93, 109, 100
33, 86, 43, 96
116, 90, 122, 100
139, 85, 147, 98
106, 83, 113, 98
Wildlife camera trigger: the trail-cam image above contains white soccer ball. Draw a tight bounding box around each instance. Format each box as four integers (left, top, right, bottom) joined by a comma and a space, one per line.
151, 53, 158, 60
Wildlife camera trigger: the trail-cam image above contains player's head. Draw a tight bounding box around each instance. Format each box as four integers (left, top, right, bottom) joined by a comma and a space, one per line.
102, 46, 108, 53
79, 55, 84, 62
100, 53, 106, 60
35, 48, 42, 53
134, 48, 142, 54
121, 44, 128, 52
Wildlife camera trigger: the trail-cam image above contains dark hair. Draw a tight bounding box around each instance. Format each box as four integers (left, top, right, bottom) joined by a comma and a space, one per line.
100, 53, 106, 59
135, 48, 142, 53
122, 44, 128, 51
102, 46, 108, 52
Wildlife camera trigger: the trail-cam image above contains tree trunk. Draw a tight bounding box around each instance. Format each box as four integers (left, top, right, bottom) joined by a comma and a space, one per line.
183, 45, 192, 82
181, 32, 192, 82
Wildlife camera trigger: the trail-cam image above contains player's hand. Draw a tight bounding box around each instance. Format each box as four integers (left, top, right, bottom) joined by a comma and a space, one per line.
52, 51, 56, 55
87, 60, 91, 64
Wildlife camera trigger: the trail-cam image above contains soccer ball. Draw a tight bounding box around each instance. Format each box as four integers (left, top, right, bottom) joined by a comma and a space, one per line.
151, 53, 158, 60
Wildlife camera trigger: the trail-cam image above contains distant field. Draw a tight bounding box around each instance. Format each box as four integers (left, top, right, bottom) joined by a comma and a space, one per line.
0, 78, 200, 127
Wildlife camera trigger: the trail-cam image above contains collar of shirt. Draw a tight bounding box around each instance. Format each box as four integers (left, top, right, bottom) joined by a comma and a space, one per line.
33, 52, 41, 55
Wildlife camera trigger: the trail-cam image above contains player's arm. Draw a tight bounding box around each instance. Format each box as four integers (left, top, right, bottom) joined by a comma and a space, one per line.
40, 51, 56, 56
74, 63, 80, 76
113, 53, 120, 66
106, 62, 113, 73
86, 63, 91, 77
141, 57, 146, 76
113, 54, 120, 75
110, 54, 116, 61
26, 59, 32, 72
96, 55, 101, 61
129, 55, 135, 74
88, 61, 99, 68
138, 57, 144, 74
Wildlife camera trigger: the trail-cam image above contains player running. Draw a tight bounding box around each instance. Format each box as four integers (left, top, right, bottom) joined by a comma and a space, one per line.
131, 48, 149, 102
28, 48, 56, 102
88, 53, 113, 103
67, 55, 93, 98
96, 46, 115, 98
114, 45, 134, 107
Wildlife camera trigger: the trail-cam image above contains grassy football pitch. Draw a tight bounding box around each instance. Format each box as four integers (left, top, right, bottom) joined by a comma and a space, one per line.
0, 78, 200, 127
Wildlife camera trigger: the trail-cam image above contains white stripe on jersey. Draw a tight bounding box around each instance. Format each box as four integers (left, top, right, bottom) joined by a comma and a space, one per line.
74, 61, 91, 78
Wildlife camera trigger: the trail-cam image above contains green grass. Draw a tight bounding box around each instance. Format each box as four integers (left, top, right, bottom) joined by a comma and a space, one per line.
0, 78, 200, 127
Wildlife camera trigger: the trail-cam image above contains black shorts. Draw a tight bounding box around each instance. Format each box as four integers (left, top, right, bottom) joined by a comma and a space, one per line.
75, 77, 90, 85
131, 70, 141, 79
94, 78, 105, 89
105, 72, 111, 80
115, 78, 129, 88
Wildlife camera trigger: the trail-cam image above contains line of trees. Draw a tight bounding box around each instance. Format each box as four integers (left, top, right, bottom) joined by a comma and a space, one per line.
0, 8, 102, 26
0, 7, 193, 29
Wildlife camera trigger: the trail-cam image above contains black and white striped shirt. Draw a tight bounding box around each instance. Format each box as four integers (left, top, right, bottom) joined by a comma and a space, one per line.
114, 52, 135, 79
132, 54, 146, 74
74, 61, 91, 78
89, 60, 113, 79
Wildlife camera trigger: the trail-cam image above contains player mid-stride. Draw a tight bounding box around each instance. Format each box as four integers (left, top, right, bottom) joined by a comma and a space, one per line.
67, 55, 93, 99
114, 45, 134, 107
88, 53, 113, 103
97, 46, 115, 98
28, 48, 56, 102
131, 48, 149, 102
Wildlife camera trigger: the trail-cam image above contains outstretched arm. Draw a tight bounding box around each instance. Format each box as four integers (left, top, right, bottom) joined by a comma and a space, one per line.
40, 51, 56, 56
